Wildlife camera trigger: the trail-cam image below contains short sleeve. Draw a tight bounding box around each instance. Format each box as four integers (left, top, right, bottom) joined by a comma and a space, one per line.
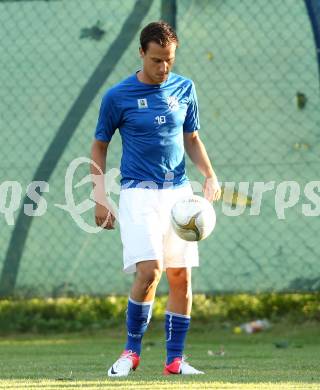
94, 90, 121, 142
183, 82, 200, 133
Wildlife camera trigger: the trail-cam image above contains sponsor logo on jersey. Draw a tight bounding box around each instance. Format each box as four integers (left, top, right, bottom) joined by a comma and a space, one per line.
167, 96, 179, 112
137, 98, 148, 109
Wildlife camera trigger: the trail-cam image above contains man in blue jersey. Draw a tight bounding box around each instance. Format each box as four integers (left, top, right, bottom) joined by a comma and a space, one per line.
91, 21, 221, 377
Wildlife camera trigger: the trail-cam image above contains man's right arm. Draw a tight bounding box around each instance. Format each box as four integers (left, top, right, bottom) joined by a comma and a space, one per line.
90, 139, 115, 229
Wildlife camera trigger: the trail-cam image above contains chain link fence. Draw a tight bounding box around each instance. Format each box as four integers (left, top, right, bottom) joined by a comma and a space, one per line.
0, 0, 319, 297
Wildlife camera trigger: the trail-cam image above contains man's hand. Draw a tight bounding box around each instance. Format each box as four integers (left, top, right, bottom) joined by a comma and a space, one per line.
95, 203, 115, 229
203, 177, 221, 202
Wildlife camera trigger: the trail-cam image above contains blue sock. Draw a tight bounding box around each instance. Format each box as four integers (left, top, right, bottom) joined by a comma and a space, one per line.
125, 297, 153, 356
165, 311, 191, 364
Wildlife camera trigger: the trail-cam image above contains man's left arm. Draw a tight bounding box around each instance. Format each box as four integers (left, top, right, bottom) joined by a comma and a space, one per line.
184, 131, 221, 202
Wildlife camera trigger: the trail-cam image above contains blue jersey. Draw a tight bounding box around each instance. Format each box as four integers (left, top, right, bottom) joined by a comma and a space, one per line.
94, 72, 200, 188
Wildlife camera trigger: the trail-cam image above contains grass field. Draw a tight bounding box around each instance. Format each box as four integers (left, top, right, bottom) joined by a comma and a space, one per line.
0, 321, 319, 389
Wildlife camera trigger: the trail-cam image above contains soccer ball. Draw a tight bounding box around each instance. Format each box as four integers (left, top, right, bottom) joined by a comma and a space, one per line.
170, 195, 216, 241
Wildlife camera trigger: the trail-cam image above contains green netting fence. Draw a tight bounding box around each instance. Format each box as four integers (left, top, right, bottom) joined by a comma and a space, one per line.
0, 0, 319, 297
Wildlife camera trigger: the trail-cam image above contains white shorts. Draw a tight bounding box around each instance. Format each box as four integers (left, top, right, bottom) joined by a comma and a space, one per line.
118, 185, 199, 273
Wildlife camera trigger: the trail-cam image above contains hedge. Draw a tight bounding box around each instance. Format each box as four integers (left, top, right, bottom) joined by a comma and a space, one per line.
0, 293, 319, 333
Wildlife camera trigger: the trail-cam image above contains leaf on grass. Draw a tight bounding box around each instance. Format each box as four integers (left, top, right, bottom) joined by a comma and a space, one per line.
56, 371, 74, 381
274, 340, 289, 349
208, 345, 225, 356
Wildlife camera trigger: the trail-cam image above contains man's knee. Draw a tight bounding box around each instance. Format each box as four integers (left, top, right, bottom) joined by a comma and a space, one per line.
136, 261, 162, 293
167, 268, 191, 293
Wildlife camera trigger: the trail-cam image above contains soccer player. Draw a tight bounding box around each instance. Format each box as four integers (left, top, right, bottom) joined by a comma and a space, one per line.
91, 21, 221, 377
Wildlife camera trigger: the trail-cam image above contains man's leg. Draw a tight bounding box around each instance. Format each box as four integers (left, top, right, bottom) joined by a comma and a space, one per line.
166, 267, 192, 315
165, 267, 192, 363
164, 267, 203, 375
125, 260, 162, 355
130, 260, 162, 301
108, 260, 162, 377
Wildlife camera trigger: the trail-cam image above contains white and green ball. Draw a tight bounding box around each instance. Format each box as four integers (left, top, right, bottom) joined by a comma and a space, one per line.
170, 195, 216, 241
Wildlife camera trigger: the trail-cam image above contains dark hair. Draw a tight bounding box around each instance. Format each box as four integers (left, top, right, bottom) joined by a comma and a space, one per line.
140, 21, 179, 52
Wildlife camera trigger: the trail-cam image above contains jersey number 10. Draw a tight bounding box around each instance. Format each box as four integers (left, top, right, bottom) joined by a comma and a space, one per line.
155, 115, 166, 125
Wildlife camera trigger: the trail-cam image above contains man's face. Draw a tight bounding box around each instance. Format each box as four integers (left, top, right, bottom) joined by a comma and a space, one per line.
140, 41, 176, 84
